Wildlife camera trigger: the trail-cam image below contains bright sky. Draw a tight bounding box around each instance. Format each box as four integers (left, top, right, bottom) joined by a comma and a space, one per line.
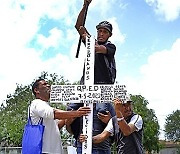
0, 0, 180, 139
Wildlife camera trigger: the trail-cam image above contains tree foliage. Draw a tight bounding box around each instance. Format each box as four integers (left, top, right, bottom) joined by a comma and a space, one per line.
131, 95, 161, 153
0, 84, 32, 146
164, 109, 180, 142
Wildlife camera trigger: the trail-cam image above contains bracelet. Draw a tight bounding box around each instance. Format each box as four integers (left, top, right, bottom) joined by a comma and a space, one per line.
117, 117, 124, 122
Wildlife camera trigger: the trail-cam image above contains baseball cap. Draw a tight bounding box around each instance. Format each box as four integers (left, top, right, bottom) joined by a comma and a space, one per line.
96, 21, 112, 34
123, 95, 133, 104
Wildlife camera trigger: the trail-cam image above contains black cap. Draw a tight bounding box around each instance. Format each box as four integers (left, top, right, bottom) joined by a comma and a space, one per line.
96, 21, 112, 34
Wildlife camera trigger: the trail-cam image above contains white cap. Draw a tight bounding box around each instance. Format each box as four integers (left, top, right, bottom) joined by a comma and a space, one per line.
123, 95, 133, 104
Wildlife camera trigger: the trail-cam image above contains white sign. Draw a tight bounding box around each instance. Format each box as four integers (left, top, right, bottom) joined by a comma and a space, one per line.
50, 85, 127, 103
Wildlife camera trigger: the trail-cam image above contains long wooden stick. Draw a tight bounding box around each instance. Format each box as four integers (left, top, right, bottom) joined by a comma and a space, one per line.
75, 2, 89, 58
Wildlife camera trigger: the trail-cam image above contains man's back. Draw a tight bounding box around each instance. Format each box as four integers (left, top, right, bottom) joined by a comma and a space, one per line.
67, 102, 115, 150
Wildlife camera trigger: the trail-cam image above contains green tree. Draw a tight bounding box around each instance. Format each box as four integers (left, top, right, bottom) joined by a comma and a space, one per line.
0, 72, 70, 146
131, 95, 161, 154
164, 109, 180, 142
0, 84, 32, 146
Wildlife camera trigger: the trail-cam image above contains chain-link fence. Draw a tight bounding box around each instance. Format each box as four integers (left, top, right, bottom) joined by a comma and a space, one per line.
0, 147, 116, 154
0, 146, 179, 154
0, 147, 21, 154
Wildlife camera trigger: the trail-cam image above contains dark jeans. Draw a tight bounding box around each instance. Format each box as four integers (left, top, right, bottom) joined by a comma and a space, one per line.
76, 147, 111, 154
